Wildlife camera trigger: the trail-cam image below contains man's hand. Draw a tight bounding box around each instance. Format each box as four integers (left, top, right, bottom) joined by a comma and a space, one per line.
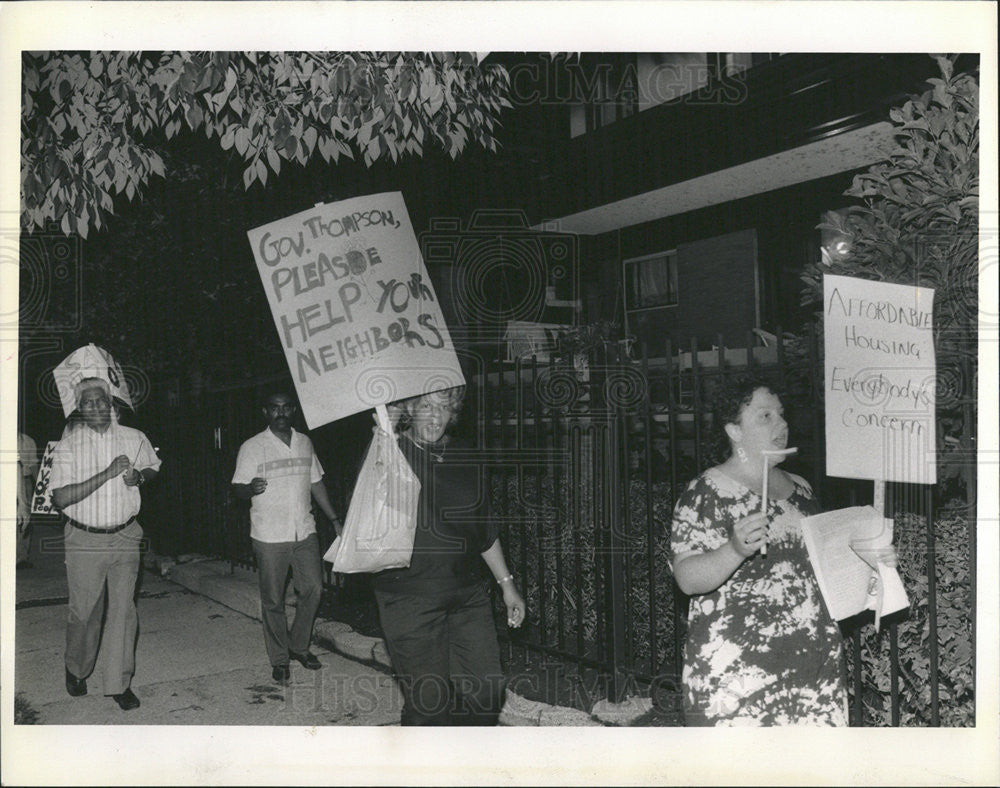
250, 477, 268, 495
108, 455, 131, 478
123, 468, 143, 486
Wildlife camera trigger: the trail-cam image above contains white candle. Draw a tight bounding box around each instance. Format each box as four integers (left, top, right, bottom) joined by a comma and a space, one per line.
759, 448, 798, 556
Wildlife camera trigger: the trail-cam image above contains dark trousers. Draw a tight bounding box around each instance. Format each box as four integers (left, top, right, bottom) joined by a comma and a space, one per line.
252, 534, 323, 667
375, 583, 505, 726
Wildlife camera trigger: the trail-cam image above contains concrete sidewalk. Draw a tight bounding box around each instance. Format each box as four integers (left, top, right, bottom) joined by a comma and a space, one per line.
14, 523, 622, 726
165, 556, 603, 726
14, 523, 401, 726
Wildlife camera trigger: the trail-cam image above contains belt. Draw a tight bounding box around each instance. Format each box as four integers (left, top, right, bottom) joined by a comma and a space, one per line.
65, 515, 137, 534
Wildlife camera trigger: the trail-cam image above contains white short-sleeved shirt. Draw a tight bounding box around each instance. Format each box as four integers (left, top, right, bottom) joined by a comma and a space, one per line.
232, 427, 324, 543
18, 433, 39, 521
50, 422, 161, 528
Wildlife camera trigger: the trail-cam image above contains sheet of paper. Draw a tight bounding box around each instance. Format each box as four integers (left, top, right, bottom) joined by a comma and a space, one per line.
800, 506, 886, 621
878, 563, 910, 618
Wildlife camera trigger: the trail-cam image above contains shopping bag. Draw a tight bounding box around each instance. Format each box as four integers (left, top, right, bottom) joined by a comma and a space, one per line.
325, 413, 420, 573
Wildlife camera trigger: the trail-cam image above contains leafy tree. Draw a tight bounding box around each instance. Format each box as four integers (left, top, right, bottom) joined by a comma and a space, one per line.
799, 56, 978, 354
21, 51, 511, 237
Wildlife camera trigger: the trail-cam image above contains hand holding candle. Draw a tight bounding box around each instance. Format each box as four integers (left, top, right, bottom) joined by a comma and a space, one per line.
759, 447, 798, 556
124, 438, 146, 486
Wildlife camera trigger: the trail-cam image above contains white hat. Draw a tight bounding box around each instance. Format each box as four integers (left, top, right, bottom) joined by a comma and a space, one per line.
53, 344, 133, 417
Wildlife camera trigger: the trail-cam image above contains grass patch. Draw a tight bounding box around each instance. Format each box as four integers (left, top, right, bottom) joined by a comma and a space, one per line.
14, 693, 40, 724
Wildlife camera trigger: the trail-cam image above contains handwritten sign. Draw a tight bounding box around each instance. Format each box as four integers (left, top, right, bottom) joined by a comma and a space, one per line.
31, 442, 59, 515
824, 274, 936, 484
247, 192, 465, 428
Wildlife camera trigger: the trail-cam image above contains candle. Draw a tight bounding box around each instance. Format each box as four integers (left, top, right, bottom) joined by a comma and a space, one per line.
759, 447, 798, 556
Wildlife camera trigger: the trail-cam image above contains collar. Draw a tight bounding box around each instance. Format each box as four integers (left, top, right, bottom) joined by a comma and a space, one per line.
83, 419, 118, 439
265, 425, 297, 447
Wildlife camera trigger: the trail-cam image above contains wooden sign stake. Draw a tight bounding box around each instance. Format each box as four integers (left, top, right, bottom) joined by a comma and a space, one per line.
873, 478, 886, 518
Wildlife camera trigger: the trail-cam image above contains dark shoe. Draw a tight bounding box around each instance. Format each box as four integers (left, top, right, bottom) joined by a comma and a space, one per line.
65, 669, 87, 697
272, 664, 291, 683
112, 688, 140, 711
289, 650, 322, 670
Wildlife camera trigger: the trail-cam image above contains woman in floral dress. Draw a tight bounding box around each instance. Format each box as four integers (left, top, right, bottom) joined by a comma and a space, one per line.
670, 378, 848, 726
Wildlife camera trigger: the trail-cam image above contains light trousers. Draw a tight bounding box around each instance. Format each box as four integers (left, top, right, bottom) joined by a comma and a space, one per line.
64, 521, 143, 695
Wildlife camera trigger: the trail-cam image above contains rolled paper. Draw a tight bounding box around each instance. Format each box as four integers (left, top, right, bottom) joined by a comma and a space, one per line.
759, 448, 798, 555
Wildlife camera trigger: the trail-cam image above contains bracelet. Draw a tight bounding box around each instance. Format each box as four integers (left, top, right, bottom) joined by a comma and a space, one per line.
135, 472, 145, 487
497, 574, 514, 585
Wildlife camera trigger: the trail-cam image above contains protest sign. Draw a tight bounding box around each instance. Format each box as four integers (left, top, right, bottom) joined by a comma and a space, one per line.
31, 441, 58, 515
247, 192, 465, 428
823, 274, 936, 484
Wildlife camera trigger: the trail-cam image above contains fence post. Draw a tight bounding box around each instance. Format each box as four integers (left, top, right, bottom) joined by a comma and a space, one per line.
604, 342, 629, 702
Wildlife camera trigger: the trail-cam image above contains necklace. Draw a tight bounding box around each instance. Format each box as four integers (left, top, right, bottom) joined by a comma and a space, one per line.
404, 432, 446, 462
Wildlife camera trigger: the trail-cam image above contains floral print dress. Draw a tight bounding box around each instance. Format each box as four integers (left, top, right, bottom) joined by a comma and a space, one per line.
670, 467, 848, 726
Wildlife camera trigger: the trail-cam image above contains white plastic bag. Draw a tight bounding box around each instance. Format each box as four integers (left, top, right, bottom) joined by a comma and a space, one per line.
325, 410, 420, 573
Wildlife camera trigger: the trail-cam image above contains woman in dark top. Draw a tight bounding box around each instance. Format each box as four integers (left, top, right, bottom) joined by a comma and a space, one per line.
373, 386, 525, 726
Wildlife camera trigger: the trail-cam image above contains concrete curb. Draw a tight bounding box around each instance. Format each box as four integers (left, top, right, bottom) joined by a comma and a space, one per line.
167, 556, 631, 726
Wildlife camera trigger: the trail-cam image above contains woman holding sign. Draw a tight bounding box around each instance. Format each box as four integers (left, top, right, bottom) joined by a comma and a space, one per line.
669, 377, 847, 726
372, 386, 526, 726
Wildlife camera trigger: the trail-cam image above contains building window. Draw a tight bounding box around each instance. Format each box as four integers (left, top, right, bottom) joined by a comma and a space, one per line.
724, 52, 780, 77
569, 55, 639, 138
635, 53, 710, 110
570, 53, 784, 138
624, 250, 679, 312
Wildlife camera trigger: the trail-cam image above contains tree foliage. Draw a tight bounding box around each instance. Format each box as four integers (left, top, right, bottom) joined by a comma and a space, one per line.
800, 56, 979, 354
21, 51, 512, 237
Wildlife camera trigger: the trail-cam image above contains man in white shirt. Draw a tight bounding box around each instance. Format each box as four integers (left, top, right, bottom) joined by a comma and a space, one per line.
50, 378, 161, 711
232, 390, 341, 683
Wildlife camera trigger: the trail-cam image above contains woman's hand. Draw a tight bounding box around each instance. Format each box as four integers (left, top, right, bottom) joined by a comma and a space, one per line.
868, 546, 899, 568
123, 468, 143, 487
729, 512, 768, 558
501, 581, 526, 628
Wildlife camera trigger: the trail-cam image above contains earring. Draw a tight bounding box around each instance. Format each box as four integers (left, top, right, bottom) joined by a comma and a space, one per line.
736, 446, 748, 464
